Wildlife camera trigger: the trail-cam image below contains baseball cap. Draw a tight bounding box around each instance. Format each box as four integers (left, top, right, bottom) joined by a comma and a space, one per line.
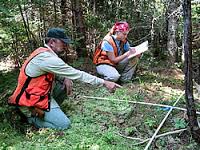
113, 22, 129, 32
47, 28, 72, 44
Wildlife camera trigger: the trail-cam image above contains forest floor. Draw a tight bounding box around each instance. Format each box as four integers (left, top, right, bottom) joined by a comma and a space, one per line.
0, 54, 200, 150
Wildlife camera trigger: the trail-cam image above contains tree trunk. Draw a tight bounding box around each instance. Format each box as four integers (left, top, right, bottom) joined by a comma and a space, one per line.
71, 0, 87, 57
17, 0, 32, 48
167, 0, 180, 63
23, 1, 37, 49
150, 3, 161, 57
183, 0, 200, 143
17, 0, 37, 50
53, 0, 58, 26
150, 16, 159, 57
38, 4, 44, 42
40, 2, 46, 39
60, 0, 67, 26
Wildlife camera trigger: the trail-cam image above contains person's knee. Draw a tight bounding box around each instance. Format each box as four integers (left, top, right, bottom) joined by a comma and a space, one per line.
55, 117, 71, 130
29, 116, 71, 130
106, 74, 121, 82
112, 74, 121, 82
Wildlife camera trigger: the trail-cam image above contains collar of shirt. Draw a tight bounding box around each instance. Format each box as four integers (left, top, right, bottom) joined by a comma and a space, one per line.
44, 44, 58, 57
111, 35, 121, 45
111, 35, 121, 54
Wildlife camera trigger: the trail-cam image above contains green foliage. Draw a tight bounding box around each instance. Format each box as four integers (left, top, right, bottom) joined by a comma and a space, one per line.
173, 118, 187, 129
0, 65, 199, 150
192, 4, 200, 29
0, 70, 18, 94
144, 118, 156, 128
0, 107, 7, 114
101, 131, 116, 144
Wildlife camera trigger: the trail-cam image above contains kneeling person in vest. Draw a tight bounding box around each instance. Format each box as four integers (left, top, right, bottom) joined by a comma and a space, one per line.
93, 21, 141, 83
8, 28, 120, 130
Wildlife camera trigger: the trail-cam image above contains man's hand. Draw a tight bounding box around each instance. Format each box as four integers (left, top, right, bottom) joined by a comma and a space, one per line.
63, 78, 73, 95
29, 107, 45, 118
103, 80, 122, 93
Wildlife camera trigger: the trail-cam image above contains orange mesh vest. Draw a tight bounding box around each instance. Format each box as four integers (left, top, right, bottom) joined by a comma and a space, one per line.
93, 35, 126, 66
8, 47, 55, 111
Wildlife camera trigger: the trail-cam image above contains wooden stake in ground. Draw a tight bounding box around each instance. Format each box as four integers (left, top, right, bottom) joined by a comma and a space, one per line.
183, 0, 200, 142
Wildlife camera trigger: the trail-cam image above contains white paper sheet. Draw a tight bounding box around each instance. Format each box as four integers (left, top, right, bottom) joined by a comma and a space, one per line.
128, 41, 148, 59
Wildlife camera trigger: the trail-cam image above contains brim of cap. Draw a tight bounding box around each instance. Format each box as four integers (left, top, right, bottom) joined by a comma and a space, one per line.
60, 38, 73, 44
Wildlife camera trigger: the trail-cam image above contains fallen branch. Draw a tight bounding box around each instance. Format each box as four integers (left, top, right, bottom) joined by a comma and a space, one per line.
117, 128, 187, 146
116, 132, 144, 141
83, 95, 200, 115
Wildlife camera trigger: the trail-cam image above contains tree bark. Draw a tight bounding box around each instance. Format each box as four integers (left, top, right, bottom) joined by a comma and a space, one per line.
60, 0, 67, 26
167, 0, 180, 63
183, 0, 200, 143
40, 2, 46, 39
71, 0, 87, 57
53, 0, 58, 26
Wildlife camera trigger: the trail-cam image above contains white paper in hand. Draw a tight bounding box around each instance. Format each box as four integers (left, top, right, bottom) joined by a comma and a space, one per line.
128, 41, 148, 59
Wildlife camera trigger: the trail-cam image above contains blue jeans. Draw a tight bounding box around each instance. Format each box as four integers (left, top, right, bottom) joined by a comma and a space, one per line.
26, 80, 71, 130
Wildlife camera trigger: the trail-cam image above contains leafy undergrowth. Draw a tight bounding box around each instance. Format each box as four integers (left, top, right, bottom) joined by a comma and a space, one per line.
1, 56, 200, 150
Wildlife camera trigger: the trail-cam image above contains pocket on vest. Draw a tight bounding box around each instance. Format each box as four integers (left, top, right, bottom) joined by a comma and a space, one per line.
18, 90, 49, 110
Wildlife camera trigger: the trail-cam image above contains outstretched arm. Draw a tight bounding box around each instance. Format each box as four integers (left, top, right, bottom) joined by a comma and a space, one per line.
103, 80, 122, 93
26, 51, 122, 94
